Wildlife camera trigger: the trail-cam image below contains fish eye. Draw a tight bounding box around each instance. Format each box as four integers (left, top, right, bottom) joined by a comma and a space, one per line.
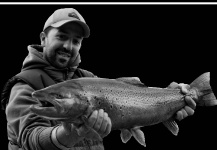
52, 93, 64, 99
57, 94, 64, 99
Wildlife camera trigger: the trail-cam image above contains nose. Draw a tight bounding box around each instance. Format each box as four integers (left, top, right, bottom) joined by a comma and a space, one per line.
63, 40, 73, 52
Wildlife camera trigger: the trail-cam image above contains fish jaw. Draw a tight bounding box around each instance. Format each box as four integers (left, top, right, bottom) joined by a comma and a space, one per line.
30, 88, 90, 122
30, 90, 61, 119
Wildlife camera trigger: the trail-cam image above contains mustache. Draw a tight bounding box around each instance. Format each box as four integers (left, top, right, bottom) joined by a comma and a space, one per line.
57, 48, 71, 54
56, 48, 78, 57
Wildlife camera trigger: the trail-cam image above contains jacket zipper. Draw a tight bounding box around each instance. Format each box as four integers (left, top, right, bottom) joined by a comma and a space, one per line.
64, 68, 69, 80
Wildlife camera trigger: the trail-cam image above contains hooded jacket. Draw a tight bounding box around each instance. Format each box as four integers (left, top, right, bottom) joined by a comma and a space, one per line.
3, 45, 104, 150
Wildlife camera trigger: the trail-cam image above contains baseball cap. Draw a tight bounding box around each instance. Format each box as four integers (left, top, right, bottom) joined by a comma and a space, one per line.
43, 8, 90, 38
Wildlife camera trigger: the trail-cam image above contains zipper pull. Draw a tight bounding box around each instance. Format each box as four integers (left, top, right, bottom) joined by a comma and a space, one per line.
65, 68, 69, 80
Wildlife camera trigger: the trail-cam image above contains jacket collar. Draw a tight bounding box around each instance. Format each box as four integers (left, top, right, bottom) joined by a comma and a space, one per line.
21, 45, 81, 82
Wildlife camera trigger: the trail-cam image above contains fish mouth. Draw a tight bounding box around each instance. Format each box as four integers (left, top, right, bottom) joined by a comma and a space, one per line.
36, 99, 54, 108
31, 92, 65, 119
32, 92, 56, 108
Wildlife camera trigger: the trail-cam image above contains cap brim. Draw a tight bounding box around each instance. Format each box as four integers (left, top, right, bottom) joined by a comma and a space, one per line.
51, 19, 90, 38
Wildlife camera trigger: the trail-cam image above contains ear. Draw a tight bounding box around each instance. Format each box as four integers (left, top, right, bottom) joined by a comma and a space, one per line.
40, 32, 46, 47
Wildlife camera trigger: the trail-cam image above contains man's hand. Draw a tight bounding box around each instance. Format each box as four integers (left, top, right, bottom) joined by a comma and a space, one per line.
87, 109, 112, 138
56, 109, 111, 148
168, 82, 196, 121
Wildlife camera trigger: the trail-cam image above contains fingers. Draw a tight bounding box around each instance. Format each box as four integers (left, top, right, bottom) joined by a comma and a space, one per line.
93, 109, 104, 130
176, 108, 188, 121
179, 83, 190, 94
176, 106, 195, 121
88, 109, 112, 138
101, 113, 112, 138
168, 82, 197, 122
184, 106, 195, 116
185, 96, 196, 110
175, 93, 196, 121
168, 82, 190, 95
99, 112, 108, 133
176, 84, 196, 115
88, 110, 98, 128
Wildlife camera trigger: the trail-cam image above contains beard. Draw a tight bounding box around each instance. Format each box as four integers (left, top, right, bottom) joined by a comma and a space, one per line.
43, 45, 80, 69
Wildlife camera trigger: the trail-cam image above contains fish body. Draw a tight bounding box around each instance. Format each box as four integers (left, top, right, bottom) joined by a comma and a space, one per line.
68, 78, 185, 130
30, 72, 217, 147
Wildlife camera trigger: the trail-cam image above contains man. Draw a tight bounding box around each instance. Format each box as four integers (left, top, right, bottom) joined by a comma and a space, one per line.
1, 8, 196, 150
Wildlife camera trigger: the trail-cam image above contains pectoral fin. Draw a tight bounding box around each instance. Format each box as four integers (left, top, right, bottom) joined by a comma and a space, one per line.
163, 119, 179, 136
120, 129, 132, 143
131, 127, 146, 147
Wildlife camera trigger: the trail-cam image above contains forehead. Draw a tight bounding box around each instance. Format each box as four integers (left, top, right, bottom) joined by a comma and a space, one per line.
58, 22, 84, 37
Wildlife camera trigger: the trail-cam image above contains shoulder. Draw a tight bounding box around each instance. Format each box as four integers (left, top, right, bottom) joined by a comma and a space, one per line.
15, 69, 55, 90
1, 76, 33, 110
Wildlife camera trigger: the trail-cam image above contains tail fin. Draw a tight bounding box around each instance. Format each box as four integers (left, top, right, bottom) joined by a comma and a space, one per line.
190, 72, 217, 106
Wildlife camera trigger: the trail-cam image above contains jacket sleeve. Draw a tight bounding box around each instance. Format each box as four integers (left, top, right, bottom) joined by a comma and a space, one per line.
6, 81, 60, 150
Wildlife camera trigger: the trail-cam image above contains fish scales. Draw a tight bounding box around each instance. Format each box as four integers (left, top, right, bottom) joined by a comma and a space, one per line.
78, 78, 182, 104
74, 78, 185, 129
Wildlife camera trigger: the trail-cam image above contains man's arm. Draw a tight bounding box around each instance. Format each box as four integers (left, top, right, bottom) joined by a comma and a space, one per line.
6, 81, 61, 150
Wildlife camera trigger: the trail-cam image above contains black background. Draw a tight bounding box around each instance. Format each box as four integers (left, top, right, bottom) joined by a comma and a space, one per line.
0, 4, 217, 150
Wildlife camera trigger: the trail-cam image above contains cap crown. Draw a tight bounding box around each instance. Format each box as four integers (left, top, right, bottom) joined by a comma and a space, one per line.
43, 8, 86, 31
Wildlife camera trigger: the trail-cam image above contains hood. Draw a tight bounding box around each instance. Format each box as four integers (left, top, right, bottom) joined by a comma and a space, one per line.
21, 45, 81, 82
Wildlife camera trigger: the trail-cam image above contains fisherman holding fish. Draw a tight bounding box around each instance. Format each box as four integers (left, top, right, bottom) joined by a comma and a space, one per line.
1, 8, 198, 150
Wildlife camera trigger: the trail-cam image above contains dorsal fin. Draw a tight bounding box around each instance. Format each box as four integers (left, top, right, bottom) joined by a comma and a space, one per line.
116, 77, 146, 87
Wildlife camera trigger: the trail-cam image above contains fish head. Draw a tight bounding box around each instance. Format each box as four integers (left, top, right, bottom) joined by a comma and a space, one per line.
30, 81, 90, 122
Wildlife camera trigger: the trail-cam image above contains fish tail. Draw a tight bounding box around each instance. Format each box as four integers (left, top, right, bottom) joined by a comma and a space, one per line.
190, 72, 217, 106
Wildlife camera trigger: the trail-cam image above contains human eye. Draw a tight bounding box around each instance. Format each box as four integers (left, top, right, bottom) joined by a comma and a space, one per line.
57, 34, 67, 41
73, 39, 81, 45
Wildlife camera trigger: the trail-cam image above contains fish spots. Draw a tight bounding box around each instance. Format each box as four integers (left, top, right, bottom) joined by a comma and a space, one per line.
116, 104, 130, 120
98, 101, 101, 105
121, 113, 125, 119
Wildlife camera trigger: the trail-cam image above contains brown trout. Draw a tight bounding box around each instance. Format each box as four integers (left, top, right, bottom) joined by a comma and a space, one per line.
30, 72, 216, 147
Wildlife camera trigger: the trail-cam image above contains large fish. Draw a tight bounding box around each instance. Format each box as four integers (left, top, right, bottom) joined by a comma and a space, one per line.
30, 72, 216, 147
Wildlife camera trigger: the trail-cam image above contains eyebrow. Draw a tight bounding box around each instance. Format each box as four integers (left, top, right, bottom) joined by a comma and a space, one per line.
58, 28, 82, 39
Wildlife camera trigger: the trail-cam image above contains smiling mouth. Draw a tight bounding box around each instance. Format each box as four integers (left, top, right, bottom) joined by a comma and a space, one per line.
57, 51, 71, 57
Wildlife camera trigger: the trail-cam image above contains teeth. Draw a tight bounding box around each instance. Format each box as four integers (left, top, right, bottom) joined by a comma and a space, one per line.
58, 51, 71, 57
